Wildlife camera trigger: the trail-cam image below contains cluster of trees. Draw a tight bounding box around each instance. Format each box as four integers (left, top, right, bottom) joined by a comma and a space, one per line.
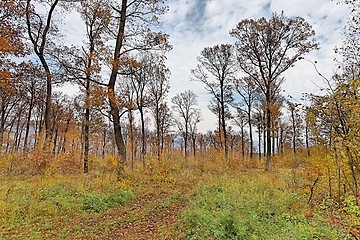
0, 0, 359, 195
192, 12, 319, 170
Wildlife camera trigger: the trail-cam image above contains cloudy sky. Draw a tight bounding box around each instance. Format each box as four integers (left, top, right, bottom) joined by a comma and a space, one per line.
59, 0, 350, 132
159, 0, 349, 132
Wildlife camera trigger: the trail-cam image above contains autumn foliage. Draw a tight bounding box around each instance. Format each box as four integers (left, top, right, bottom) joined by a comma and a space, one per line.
0, 0, 359, 239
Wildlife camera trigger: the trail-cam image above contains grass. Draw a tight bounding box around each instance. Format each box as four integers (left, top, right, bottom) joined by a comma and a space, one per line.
179, 171, 345, 239
0, 174, 133, 239
0, 155, 357, 239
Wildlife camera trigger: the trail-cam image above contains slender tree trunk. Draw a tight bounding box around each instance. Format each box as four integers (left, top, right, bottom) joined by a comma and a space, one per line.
156, 105, 161, 161
102, 127, 107, 158
272, 128, 276, 154
52, 127, 58, 156
108, 0, 128, 178
184, 123, 188, 158
0, 107, 6, 153
128, 109, 134, 172
265, 92, 272, 171
220, 85, 228, 162
248, 110, 253, 158
305, 121, 310, 157
12, 114, 21, 152
24, 99, 34, 151
60, 116, 71, 154
192, 135, 196, 157
241, 125, 245, 160
263, 126, 266, 157
139, 107, 146, 168
83, 87, 90, 173
258, 124, 261, 161
291, 107, 296, 154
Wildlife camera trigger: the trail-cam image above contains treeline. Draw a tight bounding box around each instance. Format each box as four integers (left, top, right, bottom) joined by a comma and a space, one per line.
0, 0, 359, 197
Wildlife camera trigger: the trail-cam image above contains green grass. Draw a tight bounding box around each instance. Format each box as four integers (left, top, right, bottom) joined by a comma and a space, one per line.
0, 174, 133, 239
179, 172, 346, 240
0, 160, 355, 239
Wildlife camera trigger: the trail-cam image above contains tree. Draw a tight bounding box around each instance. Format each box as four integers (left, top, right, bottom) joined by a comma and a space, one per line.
233, 76, 258, 158
172, 90, 201, 158
286, 101, 302, 154
148, 56, 170, 161
230, 12, 319, 171
25, 0, 62, 149
104, 0, 170, 177
336, 0, 360, 80
189, 111, 201, 158
192, 44, 236, 162
233, 109, 248, 160
19, 63, 45, 151
129, 53, 158, 167
56, 0, 110, 173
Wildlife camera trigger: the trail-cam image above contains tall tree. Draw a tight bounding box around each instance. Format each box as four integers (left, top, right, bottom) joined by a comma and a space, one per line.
129, 53, 157, 167
56, 0, 109, 173
25, 0, 62, 149
105, 0, 170, 177
171, 90, 201, 158
148, 55, 170, 161
192, 44, 236, 162
230, 12, 319, 171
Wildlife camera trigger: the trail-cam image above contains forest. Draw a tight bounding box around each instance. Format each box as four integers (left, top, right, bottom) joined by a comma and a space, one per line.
0, 0, 359, 239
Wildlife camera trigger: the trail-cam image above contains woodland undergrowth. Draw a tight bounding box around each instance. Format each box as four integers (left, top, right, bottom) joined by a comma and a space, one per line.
0, 149, 359, 239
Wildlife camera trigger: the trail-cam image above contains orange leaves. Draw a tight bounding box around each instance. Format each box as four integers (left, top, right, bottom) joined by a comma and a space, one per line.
0, 0, 25, 58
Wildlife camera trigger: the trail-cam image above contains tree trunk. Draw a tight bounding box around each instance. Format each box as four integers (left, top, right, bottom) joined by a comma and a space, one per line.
24, 98, 34, 151
184, 122, 188, 158
139, 107, 146, 168
265, 93, 272, 171
83, 83, 90, 173
220, 85, 228, 162
258, 124, 261, 160
241, 125, 245, 160
305, 121, 310, 157
107, 0, 128, 178
248, 106, 253, 158
291, 107, 296, 154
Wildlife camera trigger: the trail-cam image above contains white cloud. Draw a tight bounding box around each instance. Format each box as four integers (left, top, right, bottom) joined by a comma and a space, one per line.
162, 0, 350, 132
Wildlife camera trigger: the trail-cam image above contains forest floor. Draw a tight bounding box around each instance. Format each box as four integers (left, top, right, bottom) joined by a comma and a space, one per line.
0, 158, 359, 239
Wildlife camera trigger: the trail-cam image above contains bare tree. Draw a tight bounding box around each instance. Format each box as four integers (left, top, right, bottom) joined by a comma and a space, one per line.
148, 56, 170, 161
230, 12, 319, 171
171, 90, 201, 158
192, 44, 236, 162
233, 76, 258, 158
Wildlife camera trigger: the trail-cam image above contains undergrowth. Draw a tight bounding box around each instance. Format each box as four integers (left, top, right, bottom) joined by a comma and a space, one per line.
0, 174, 133, 239
0, 151, 358, 239
179, 172, 345, 239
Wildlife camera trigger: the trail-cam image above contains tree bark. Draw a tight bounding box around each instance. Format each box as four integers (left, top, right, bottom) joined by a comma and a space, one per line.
265, 91, 271, 171
107, 0, 128, 178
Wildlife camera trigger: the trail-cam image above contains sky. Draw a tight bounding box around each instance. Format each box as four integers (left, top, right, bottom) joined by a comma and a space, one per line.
159, 0, 350, 132
59, 0, 350, 133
